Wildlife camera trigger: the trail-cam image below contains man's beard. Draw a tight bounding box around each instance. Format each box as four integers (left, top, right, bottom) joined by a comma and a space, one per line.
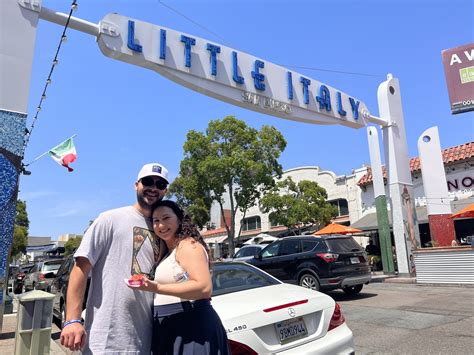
136, 191, 162, 212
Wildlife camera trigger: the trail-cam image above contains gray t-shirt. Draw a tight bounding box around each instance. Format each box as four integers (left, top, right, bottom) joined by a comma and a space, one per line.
75, 206, 160, 354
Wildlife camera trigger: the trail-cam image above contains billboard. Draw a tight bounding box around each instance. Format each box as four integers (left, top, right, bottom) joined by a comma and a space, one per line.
442, 43, 474, 114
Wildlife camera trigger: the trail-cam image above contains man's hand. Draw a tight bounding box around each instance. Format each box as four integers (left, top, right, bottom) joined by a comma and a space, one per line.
60, 322, 87, 351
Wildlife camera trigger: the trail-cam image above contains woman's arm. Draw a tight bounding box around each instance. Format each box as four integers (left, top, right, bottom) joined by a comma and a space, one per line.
137, 239, 212, 299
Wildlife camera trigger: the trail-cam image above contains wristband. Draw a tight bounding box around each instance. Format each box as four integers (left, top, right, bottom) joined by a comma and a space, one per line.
63, 319, 82, 327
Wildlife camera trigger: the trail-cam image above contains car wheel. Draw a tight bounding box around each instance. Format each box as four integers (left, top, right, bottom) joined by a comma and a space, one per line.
60, 303, 66, 328
299, 273, 320, 291
342, 284, 363, 295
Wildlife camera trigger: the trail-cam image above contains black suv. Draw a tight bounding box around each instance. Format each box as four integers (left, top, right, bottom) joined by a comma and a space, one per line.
50, 254, 90, 327
247, 234, 371, 295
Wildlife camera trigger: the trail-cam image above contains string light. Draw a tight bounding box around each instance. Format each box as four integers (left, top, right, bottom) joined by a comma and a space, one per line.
23, 0, 78, 152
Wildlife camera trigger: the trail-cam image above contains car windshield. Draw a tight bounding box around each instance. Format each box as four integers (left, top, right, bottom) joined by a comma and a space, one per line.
43, 261, 63, 271
234, 246, 260, 258
20, 265, 34, 273
325, 237, 363, 253
212, 263, 280, 296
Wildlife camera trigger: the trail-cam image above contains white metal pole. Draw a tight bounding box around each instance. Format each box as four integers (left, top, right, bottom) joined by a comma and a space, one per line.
38, 6, 99, 37
379, 74, 420, 276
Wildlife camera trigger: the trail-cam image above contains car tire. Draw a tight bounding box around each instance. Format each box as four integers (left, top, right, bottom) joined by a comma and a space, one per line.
60, 303, 66, 328
299, 273, 320, 291
342, 284, 363, 295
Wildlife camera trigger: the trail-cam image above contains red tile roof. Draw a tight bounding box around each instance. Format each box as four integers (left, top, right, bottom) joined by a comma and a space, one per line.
202, 228, 227, 237
358, 142, 474, 187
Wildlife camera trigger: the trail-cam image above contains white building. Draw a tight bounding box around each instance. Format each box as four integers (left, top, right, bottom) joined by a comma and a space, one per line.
203, 141, 474, 250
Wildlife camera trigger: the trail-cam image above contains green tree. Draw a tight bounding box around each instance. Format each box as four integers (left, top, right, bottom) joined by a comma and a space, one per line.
64, 237, 82, 256
260, 177, 337, 235
169, 115, 286, 254
11, 200, 29, 260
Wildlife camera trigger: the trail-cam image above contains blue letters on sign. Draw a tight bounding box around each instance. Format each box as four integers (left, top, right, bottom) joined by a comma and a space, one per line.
336, 92, 347, 116
287, 72, 294, 100
252, 60, 266, 91
206, 44, 221, 76
349, 97, 360, 120
180, 35, 196, 68
316, 85, 331, 112
127, 21, 142, 53
300, 77, 311, 104
232, 52, 244, 84
160, 29, 166, 59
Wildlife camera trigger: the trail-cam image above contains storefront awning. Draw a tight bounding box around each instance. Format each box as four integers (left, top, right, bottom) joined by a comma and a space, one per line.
352, 206, 428, 230
204, 235, 228, 244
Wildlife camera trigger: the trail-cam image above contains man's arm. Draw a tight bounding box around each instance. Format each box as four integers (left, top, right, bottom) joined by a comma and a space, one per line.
60, 256, 92, 352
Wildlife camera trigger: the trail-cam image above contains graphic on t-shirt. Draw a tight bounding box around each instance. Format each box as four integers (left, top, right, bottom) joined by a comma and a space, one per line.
131, 227, 161, 275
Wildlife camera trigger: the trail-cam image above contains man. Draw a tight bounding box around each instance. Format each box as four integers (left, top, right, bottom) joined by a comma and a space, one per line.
365, 240, 380, 256
60, 163, 169, 354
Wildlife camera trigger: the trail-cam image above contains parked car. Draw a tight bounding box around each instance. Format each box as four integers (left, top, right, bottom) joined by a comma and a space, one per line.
212, 262, 354, 354
7, 265, 20, 294
13, 263, 34, 294
247, 235, 371, 295
23, 259, 64, 292
228, 244, 265, 262
49, 258, 354, 353
50, 254, 90, 327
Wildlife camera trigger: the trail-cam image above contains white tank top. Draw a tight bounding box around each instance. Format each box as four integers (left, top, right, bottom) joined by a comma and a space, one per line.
153, 243, 208, 306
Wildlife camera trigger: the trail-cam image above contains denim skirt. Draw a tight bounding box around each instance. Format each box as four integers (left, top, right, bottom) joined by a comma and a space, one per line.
152, 299, 230, 355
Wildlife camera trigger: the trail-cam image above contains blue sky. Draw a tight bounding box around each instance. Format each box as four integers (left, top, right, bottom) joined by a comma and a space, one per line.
19, 0, 473, 239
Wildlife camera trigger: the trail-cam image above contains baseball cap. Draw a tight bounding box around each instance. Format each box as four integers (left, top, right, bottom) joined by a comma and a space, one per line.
137, 163, 169, 183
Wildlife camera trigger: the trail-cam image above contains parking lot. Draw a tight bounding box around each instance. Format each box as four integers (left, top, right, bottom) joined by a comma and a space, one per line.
328, 282, 474, 354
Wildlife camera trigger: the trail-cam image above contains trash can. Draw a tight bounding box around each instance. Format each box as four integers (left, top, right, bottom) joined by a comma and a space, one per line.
15, 290, 55, 355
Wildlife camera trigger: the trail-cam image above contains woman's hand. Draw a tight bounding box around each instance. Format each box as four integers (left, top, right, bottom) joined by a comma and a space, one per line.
126, 275, 160, 293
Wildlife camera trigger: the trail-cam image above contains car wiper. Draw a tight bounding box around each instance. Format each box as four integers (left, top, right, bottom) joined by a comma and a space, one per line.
351, 248, 361, 252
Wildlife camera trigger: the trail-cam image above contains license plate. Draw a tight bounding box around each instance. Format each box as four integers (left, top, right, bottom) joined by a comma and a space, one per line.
274, 317, 308, 344
350, 257, 360, 264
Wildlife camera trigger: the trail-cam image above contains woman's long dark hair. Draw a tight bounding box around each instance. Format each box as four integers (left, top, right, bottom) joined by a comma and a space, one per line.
153, 200, 210, 264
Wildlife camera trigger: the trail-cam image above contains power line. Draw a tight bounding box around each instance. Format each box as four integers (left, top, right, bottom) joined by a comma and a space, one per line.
157, 0, 383, 78
279, 65, 384, 78
158, 0, 226, 42
23, 0, 78, 153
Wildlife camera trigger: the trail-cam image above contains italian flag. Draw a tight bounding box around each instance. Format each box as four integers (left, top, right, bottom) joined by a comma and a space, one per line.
48, 137, 77, 172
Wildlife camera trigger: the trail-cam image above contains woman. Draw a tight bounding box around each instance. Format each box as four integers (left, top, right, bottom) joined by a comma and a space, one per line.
132, 200, 229, 355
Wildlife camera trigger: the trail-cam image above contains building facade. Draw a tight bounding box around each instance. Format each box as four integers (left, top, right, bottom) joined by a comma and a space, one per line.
203, 141, 474, 252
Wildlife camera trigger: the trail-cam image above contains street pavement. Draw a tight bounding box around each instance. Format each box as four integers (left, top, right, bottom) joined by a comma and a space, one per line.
3, 279, 473, 354
327, 282, 474, 354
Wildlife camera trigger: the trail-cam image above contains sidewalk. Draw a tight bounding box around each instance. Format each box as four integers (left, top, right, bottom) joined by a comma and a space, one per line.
370, 271, 416, 284
0, 296, 66, 354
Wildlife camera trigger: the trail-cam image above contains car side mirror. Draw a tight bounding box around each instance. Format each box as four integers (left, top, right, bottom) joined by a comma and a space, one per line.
43, 272, 55, 279
254, 253, 262, 260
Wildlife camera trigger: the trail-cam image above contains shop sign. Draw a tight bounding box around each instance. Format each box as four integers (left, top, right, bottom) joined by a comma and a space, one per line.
441, 43, 474, 114
97, 14, 369, 128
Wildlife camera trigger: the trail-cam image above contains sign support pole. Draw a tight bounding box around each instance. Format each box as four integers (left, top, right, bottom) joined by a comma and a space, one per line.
367, 127, 395, 274
0, 0, 40, 331
379, 75, 420, 276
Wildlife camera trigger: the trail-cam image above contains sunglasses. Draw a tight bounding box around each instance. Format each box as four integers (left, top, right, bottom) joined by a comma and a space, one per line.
140, 176, 168, 190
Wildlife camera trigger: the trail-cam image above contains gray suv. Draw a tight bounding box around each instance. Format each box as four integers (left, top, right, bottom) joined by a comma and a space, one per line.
23, 259, 64, 292
247, 235, 371, 295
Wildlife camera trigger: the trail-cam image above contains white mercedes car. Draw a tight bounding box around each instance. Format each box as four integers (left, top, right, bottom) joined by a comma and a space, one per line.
211, 262, 355, 354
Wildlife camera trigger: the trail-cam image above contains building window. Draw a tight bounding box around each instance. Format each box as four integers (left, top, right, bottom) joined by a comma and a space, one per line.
269, 212, 284, 228
329, 199, 349, 216
241, 216, 261, 231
